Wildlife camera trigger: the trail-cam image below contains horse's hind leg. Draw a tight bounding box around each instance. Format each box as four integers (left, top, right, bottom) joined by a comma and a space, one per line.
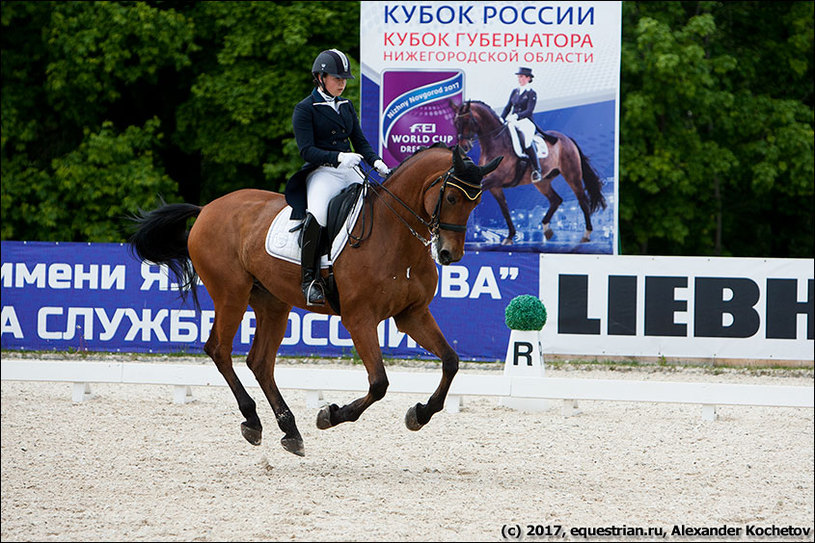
393, 307, 457, 430
533, 178, 562, 240
203, 297, 264, 445
574, 183, 594, 242
576, 190, 593, 242
194, 260, 263, 446
247, 287, 304, 456
560, 146, 594, 242
315, 315, 388, 429
557, 173, 593, 242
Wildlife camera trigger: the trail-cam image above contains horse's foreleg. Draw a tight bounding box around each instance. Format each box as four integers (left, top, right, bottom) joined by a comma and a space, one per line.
247, 289, 304, 456
316, 320, 388, 429
394, 308, 457, 430
489, 187, 516, 245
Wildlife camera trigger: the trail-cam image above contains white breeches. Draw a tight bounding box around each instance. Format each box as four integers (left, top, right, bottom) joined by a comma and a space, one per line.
508, 118, 536, 148
306, 165, 363, 226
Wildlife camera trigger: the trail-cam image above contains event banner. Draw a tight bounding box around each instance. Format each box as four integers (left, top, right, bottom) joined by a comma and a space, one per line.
4, 243, 811, 362
538, 254, 815, 361
359, 1, 621, 254
0, 241, 538, 362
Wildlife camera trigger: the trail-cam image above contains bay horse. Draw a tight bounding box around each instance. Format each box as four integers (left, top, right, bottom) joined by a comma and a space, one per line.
451, 100, 606, 245
129, 144, 502, 456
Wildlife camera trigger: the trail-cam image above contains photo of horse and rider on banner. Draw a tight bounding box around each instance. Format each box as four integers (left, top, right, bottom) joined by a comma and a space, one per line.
360, 1, 620, 254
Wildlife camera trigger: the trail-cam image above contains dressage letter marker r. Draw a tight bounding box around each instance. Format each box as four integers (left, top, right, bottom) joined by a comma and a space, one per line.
513, 341, 534, 366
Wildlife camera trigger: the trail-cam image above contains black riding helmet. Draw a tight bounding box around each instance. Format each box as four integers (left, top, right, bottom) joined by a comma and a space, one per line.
312, 49, 355, 80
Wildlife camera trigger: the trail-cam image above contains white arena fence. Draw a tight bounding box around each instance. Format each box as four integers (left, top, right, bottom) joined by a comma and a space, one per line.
2, 359, 812, 422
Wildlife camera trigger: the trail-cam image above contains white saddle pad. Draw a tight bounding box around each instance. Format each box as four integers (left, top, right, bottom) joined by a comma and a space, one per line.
264, 191, 364, 268
508, 126, 549, 159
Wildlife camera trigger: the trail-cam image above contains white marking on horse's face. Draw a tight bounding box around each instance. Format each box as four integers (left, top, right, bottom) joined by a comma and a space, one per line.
406, 266, 411, 279
431, 235, 442, 265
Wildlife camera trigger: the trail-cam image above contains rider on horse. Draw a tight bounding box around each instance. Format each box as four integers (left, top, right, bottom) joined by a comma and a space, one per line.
500, 67, 558, 182
286, 49, 390, 306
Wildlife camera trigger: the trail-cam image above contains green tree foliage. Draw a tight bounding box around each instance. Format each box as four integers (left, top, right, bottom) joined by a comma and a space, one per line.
174, 1, 359, 202
2, 0, 197, 241
620, 1, 813, 256
1, 1, 812, 257
4, 118, 176, 241
1, 0, 358, 240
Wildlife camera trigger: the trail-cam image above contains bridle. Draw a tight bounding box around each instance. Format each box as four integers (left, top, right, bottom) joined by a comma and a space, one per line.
454, 102, 508, 152
351, 167, 481, 247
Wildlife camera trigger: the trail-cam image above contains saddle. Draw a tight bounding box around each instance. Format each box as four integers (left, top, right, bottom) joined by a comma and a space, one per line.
325, 183, 364, 249
265, 183, 365, 314
508, 126, 549, 160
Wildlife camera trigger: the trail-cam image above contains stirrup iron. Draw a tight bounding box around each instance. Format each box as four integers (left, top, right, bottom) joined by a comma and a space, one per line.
304, 279, 325, 306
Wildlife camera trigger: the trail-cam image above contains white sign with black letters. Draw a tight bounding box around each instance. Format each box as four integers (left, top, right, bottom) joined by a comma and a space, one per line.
538, 254, 814, 360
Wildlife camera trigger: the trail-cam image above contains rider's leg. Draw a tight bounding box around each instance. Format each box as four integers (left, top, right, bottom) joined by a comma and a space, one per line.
526, 144, 542, 182
299, 212, 325, 306
301, 166, 363, 305
302, 169, 345, 307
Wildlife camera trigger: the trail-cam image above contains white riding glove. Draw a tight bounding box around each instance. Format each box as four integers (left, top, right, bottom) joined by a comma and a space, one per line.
337, 152, 363, 169
506, 112, 518, 123
373, 159, 390, 176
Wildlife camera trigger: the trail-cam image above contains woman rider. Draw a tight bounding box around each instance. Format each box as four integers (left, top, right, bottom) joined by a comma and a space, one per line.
286, 49, 390, 306
500, 66, 557, 182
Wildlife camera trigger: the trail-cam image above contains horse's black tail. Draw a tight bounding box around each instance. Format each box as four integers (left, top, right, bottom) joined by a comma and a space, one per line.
128, 202, 203, 311
570, 137, 607, 214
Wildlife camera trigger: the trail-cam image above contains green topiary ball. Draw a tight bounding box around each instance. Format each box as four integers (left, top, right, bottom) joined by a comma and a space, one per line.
504, 295, 547, 331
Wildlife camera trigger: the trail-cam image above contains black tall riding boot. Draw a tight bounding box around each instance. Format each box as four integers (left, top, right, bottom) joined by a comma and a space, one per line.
526, 146, 542, 182
300, 213, 326, 306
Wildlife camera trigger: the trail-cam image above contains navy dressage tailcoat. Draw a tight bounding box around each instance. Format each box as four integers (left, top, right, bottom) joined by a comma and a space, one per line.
501, 87, 537, 122
285, 88, 381, 220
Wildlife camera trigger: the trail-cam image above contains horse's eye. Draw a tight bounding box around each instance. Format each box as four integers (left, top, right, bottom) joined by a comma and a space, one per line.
446, 193, 457, 204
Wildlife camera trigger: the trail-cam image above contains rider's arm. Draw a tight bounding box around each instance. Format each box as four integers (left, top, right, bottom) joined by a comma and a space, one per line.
292, 100, 342, 166
500, 90, 515, 120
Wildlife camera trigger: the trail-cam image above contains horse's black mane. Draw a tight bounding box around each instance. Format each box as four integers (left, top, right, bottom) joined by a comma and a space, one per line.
464, 100, 501, 121
384, 141, 452, 180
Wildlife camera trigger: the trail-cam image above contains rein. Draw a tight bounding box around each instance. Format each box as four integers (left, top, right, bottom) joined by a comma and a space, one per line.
454, 105, 508, 148
351, 166, 480, 247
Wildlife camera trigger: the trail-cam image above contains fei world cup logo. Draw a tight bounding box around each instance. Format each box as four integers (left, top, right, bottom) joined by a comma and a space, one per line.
380, 70, 464, 165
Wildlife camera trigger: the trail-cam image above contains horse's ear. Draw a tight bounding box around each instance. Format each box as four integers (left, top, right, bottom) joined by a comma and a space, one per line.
448, 99, 460, 112
480, 155, 503, 176
452, 145, 466, 170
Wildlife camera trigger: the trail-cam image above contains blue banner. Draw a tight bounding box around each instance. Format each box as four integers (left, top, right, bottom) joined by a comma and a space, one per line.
1, 241, 538, 361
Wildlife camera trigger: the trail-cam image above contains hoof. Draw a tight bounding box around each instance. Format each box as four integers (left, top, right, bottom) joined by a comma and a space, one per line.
241, 422, 262, 446
544, 229, 554, 240
405, 403, 424, 431
580, 237, 591, 243
281, 436, 305, 457
316, 404, 336, 430
500, 237, 514, 246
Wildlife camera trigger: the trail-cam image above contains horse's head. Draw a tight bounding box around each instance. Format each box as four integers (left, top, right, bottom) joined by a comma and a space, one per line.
450, 100, 504, 154
425, 145, 502, 265
450, 100, 476, 152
